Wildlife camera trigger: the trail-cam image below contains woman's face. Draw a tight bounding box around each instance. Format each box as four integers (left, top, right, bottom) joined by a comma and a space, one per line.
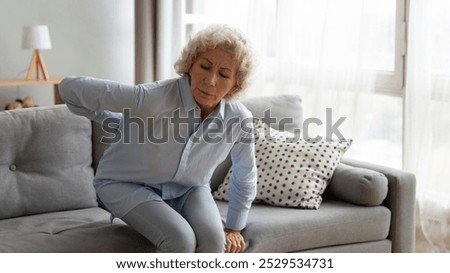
189, 47, 239, 112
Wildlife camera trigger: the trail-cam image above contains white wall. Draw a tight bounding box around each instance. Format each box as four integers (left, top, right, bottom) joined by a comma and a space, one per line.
0, 0, 134, 108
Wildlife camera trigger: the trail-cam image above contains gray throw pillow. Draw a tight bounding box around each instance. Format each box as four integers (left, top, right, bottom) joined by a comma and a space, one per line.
328, 163, 388, 206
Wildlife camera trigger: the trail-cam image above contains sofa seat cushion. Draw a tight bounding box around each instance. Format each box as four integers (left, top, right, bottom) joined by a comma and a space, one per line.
0, 207, 155, 253
216, 200, 391, 252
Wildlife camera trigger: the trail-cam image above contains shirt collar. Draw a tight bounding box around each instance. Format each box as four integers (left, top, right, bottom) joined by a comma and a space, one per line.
178, 75, 225, 120
215, 100, 225, 120
179, 75, 197, 112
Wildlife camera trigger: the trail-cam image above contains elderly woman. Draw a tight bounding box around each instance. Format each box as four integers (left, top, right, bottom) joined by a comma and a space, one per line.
59, 25, 257, 253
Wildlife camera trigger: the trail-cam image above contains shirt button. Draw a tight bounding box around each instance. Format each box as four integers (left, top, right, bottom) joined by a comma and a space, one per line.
9, 164, 17, 171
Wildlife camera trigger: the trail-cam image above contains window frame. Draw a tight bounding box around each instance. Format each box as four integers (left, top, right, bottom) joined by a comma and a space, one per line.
375, 0, 407, 96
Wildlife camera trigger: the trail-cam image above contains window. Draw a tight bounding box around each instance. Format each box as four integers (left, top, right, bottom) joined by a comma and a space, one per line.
185, 0, 406, 94
184, 0, 406, 168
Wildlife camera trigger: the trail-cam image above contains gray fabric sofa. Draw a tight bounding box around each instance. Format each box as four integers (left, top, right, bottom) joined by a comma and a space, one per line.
0, 95, 416, 252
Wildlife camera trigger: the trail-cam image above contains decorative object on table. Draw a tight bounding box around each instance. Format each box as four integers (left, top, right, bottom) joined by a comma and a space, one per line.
4, 96, 38, 110
22, 25, 52, 81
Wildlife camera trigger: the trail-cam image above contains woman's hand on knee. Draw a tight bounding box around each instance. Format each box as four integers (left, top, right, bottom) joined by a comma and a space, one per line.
224, 228, 245, 253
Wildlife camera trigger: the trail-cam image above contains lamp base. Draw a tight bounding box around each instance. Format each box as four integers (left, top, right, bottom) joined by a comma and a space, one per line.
25, 49, 50, 80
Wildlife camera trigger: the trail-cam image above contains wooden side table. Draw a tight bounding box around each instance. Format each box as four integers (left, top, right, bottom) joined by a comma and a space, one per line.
0, 78, 63, 105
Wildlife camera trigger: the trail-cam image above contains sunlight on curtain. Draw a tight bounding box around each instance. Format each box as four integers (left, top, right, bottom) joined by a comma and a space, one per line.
267, 0, 399, 169
406, 0, 450, 253
189, 0, 402, 168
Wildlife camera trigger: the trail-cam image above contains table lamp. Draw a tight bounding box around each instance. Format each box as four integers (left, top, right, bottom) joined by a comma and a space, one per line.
22, 25, 52, 80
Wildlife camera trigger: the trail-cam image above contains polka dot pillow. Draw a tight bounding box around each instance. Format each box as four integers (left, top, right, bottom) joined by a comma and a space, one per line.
213, 119, 352, 209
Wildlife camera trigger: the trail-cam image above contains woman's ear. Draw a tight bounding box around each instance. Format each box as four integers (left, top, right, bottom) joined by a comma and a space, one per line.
230, 85, 241, 95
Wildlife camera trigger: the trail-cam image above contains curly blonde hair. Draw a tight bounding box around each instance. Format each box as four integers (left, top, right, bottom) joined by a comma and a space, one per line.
174, 24, 254, 99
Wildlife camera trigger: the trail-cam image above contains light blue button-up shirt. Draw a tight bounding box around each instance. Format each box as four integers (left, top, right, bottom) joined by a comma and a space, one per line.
59, 75, 257, 230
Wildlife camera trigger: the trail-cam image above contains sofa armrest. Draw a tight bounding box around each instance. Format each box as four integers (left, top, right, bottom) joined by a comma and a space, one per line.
341, 158, 416, 253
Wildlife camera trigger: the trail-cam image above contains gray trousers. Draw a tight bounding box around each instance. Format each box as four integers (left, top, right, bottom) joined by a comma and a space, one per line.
120, 185, 226, 253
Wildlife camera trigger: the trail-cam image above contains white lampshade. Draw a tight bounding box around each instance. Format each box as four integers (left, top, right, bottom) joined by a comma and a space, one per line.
22, 25, 52, 50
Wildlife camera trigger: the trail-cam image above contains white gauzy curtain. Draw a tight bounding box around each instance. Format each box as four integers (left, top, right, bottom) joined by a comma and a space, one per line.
135, 0, 185, 83
264, 0, 381, 147
405, 0, 450, 252
211, 0, 398, 166
190, 1, 397, 166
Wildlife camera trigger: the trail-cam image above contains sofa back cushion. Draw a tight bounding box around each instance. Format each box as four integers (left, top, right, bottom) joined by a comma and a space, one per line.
0, 105, 97, 219
240, 94, 303, 133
